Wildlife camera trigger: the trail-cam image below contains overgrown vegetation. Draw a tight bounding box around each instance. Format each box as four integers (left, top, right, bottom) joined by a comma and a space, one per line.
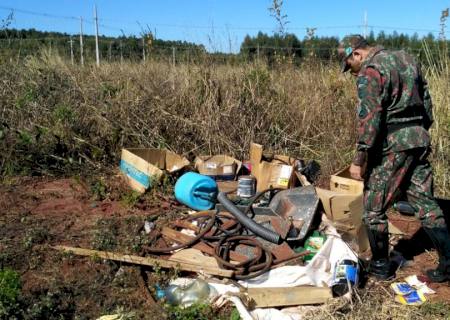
0, 46, 448, 196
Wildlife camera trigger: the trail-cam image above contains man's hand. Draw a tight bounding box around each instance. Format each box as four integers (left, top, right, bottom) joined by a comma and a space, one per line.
350, 163, 365, 180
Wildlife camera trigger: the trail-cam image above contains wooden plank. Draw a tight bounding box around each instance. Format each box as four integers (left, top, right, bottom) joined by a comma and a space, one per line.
247, 286, 332, 307
169, 249, 220, 268
161, 227, 248, 263
53, 245, 233, 278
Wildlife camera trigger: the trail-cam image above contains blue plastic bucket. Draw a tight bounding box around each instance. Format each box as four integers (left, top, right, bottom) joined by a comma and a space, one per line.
174, 172, 218, 211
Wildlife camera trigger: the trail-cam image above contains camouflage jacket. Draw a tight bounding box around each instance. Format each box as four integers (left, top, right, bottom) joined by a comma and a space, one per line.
353, 46, 433, 164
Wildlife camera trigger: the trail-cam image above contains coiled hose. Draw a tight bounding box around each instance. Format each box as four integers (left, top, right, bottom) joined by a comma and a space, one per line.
217, 192, 282, 244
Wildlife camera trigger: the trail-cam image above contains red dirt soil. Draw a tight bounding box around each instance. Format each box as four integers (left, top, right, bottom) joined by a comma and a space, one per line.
1, 176, 449, 317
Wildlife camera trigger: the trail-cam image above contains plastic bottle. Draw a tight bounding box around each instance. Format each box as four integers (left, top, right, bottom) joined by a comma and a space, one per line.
164, 279, 212, 307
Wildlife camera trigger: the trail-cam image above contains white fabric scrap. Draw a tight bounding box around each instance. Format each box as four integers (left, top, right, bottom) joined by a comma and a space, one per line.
170, 220, 357, 320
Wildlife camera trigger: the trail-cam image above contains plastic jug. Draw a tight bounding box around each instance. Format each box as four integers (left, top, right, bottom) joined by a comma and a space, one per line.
174, 172, 218, 211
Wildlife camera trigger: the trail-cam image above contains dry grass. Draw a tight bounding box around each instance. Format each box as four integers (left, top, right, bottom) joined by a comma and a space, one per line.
304, 285, 450, 320
0, 49, 448, 197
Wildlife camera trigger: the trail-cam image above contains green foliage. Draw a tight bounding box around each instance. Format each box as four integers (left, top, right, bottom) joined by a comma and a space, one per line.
91, 218, 118, 251
166, 303, 215, 320
53, 104, 75, 123
91, 179, 108, 201
0, 268, 21, 317
23, 227, 50, 249
121, 190, 141, 207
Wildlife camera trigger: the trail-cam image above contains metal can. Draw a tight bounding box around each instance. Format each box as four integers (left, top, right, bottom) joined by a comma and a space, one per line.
237, 175, 256, 198
331, 259, 359, 297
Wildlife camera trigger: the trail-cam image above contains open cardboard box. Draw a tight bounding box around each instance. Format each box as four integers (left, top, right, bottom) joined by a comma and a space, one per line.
330, 166, 364, 194
194, 155, 242, 180
120, 148, 190, 193
250, 143, 297, 192
316, 187, 369, 252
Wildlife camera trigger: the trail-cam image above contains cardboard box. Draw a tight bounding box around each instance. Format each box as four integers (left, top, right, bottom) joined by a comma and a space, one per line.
330, 166, 364, 194
120, 148, 190, 193
316, 187, 369, 252
250, 143, 297, 192
194, 155, 242, 180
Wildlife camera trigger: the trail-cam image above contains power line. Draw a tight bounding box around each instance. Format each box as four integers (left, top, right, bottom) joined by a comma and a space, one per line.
0, 5, 447, 37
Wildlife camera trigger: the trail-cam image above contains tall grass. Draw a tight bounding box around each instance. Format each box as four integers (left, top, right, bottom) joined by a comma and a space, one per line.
424, 42, 450, 196
0, 49, 448, 197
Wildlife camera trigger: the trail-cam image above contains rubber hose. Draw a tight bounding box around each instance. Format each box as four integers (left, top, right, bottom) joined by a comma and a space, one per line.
217, 192, 282, 244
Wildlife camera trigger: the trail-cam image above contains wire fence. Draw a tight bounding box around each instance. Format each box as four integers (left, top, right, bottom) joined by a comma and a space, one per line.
1, 5, 449, 66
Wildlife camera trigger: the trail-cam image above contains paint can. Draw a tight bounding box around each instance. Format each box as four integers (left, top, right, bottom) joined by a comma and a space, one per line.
331, 258, 359, 297
237, 175, 256, 198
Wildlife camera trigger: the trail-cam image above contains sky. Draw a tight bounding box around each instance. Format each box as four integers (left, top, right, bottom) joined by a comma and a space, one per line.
1, 0, 449, 52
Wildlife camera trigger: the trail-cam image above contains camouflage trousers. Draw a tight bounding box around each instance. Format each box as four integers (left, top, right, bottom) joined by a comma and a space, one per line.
363, 147, 446, 232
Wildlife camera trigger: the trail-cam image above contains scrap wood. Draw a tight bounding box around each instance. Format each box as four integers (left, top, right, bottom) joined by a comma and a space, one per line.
169, 248, 221, 268
161, 227, 249, 263
247, 286, 332, 308
53, 245, 234, 278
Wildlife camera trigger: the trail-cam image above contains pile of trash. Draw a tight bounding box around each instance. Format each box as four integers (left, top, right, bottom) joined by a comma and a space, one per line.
55, 142, 420, 319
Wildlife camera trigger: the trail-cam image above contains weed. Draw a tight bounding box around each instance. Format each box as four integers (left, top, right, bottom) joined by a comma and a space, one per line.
0, 268, 21, 318
91, 179, 108, 201
23, 227, 50, 249
92, 218, 119, 251
166, 303, 215, 320
121, 190, 141, 207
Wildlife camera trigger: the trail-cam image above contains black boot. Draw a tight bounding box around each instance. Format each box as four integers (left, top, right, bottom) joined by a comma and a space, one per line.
423, 227, 450, 283
366, 227, 397, 280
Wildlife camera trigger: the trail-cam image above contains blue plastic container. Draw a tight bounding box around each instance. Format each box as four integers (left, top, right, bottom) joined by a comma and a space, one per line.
174, 172, 218, 211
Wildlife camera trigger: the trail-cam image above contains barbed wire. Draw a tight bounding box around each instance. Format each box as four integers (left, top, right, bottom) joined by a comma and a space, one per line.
0, 5, 447, 36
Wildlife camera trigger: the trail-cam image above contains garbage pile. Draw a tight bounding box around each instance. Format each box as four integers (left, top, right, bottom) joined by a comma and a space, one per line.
54, 142, 417, 319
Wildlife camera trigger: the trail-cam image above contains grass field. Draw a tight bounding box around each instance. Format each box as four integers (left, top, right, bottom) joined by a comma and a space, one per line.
1, 50, 448, 196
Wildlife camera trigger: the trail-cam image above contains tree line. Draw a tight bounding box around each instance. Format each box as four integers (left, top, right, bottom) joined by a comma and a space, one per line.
0, 27, 448, 64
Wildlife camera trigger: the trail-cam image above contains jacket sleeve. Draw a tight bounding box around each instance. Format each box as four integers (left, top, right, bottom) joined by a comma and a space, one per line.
353, 67, 384, 163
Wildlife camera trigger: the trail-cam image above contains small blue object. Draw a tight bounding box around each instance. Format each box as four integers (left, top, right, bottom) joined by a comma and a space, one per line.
174, 172, 218, 211
155, 284, 165, 300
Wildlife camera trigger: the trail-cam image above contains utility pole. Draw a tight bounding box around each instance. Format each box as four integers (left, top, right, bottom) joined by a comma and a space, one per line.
69, 36, 74, 65
363, 11, 368, 38
94, 5, 100, 66
80, 16, 84, 66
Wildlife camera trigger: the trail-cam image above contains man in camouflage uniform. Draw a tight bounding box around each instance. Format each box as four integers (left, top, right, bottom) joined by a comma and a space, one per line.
338, 35, 450, 282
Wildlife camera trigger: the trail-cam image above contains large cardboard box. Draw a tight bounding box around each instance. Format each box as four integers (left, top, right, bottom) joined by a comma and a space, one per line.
330, 166, 364, 194
120, 148, 190, 193
316, 187, 369, 252
250, 143, 297, 192
194, 155, 242, 180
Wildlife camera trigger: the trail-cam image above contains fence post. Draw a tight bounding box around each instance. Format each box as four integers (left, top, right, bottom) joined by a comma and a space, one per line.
94, 5, 100, 67
79, 16, 84, 66
69, 36, 74, 65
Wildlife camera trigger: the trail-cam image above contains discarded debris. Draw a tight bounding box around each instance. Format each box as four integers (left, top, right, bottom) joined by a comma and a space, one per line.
52, 245, 234, 278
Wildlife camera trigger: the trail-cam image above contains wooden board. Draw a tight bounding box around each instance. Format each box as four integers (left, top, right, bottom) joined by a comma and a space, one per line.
169, 248, 220, 269
53, 245, 233, 278
247, 286, 332, 307
161, 227, 248, 263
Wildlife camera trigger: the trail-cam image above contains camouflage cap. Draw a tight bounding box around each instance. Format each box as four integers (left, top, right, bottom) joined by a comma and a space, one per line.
338, 34, 368, 72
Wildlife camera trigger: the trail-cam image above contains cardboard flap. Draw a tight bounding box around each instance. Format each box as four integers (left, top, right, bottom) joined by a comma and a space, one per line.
164, 150, 190, 172
194, 155, 242, 178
